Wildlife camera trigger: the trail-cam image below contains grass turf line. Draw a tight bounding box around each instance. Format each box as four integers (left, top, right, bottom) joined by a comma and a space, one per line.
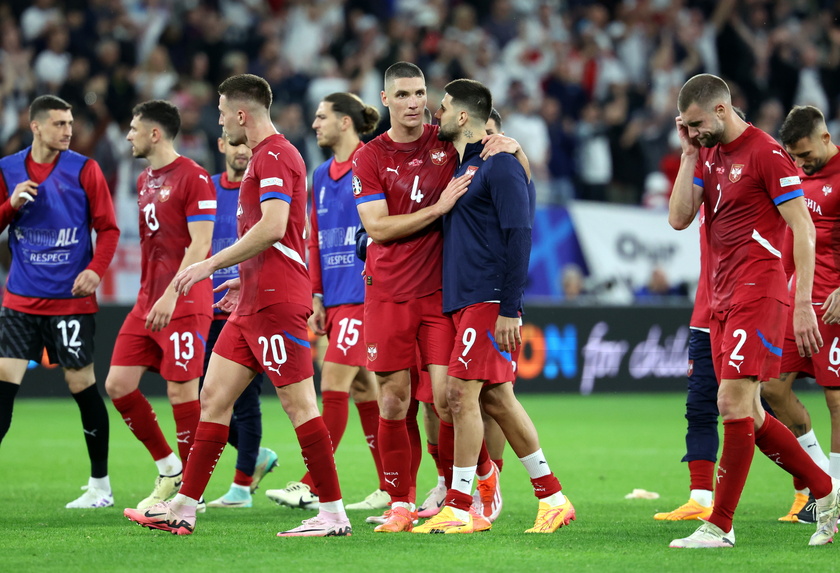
1, 392, 838, 572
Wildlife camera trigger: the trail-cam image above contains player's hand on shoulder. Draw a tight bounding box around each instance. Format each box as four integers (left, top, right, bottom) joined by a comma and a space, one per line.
480, 134, 520, 159
71, 269, 101, 297
10, 180, 38, 209
213, 277, 240, 313
675, 116, 700, 157
823, 288, 840, 325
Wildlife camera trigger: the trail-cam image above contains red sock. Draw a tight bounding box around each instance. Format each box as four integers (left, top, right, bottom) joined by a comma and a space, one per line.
477, 440, 493, 477
172, 400, 200, 464
111, 389, 172, 461
531, 472, 562, 499
438, 420, 454, 489
445, 489, 472, 511
427, 442, 444, 476
356, 400, 386, 490
407, 398, 422, 503
296, 417, 341, 503
493, 458, 504, 473
688, 459, 715, 493
708, 418, 755, 533
180, 422, 228, 500
378, 417, 411, 503
755, 415, 832, 498
234, 469, 253, 488
793, 476, 808, 491
321, 390, 349, 451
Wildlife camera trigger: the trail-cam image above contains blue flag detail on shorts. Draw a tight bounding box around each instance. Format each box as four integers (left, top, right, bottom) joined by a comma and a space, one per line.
756, 329, 782, 357
283, 331, 311, 348
486, 330, 512, 361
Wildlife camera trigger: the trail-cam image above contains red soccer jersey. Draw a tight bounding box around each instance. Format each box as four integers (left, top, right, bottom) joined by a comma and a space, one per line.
233, 133, 310, 316
694, 125, 803, 312
132, 155, 215, 320
352, 123, 457, 302
689, 207, 710, 329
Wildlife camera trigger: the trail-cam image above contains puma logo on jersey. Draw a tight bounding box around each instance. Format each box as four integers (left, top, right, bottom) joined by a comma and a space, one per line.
175, 359, 190, 371
386, 166, 400, 176
337, 343, 350, 356
772, 149, 785, 157
67, 347, 81, 359
458, 356, 472, 369
268, 151, 281, 161
267, 364, 282, 375
199, 174, 209, 183
705, 161, 714, 173
728, 360, 743, 373
828, 365, 840, 377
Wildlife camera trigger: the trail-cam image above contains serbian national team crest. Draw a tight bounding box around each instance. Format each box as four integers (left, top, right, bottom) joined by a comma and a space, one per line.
687, 359, 694, 378
158, 186, 172, 202
352, 175, 362, 196
466, 165, 479, 177
367, 343, 377, 361
729, 164, 744, 183
430, 148, 447, 165
823, 185, 833, 196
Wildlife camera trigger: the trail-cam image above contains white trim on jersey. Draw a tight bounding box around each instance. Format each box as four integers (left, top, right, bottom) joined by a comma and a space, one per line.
751, 229, 781, 258
272, 241, 305, 266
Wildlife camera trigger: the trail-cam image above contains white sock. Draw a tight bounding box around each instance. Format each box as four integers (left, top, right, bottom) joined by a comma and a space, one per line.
540, 490, 567, 505
795, 488, 809, 495
797, 430, 830, 472
830, 452, 840, 479
230, 483, 249, 493
89, 476, 111, 493
437, 475, 446, 487
172, 493, 198, 506
155, 453, 182, 476
320, 500, 346, 518
519, 449, 551, 479
452, 465, 477, 496
689, 489, 712, 507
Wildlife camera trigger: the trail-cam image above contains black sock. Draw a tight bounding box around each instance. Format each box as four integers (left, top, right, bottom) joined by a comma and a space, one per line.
0, 381, 20, 444
72, 384, 110, 478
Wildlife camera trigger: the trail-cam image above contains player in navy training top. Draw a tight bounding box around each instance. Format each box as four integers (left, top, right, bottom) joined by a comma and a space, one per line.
266, 92, 387, 512
204, 132, 279, 509
413, 79, 574, 535
0, 95, 119, 509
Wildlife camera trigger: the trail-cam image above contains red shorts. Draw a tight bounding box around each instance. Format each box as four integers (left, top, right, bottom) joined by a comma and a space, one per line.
323, 304, 366, 367
448, 303, 515, 383
215, 303, 314, 387
781, 304, 840, 387
112, 313, 211, 382
711, 298, 786, 382
364, 290, 454, 372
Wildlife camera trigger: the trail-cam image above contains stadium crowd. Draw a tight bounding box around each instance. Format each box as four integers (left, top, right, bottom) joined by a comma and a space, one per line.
2, 0, 840, 210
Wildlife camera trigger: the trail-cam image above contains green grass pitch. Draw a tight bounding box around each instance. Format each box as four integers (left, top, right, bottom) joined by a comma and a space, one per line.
2, 391, 839, 572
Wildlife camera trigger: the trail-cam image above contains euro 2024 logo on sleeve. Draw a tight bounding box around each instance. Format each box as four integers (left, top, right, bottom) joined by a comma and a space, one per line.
352, 175, 362, 196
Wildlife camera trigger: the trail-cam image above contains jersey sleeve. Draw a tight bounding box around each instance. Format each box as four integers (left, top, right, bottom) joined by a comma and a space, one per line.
352, 145, 386, 206
308, 194, 323, 295
761, 144, 803, 205
488, 156, 531, 230
693, 156, 705, 189
256, 153, 297, 206
80, 160, 120, 278
183, 167, 217, 223
0, 175, 15, 231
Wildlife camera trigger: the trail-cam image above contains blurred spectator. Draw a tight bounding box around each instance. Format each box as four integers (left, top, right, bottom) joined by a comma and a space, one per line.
542, 96, 576, 204
575, 100, 611, 202
20, 0, 61, 42
33, 25, 71, 91
634, 267, 688, 303
133, 44, 177, 100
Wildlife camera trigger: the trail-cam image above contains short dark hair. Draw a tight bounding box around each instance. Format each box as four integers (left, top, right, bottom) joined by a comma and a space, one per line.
132, 100, 181, 139
384, 61, 424, 87
323, 92, 380, 135
677, 74, 730, 113
444, 78, 492, 124
218, 74, 273, 110
488, 108, 502, 130
779, 105, 826, 147
29, 95, 72, 122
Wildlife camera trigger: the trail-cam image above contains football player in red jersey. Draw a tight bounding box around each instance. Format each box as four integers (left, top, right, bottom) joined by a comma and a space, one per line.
105, 100, 216, 511
668, 74, 840, 548
353, 62, 529, 532
125, 74, 351, 537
